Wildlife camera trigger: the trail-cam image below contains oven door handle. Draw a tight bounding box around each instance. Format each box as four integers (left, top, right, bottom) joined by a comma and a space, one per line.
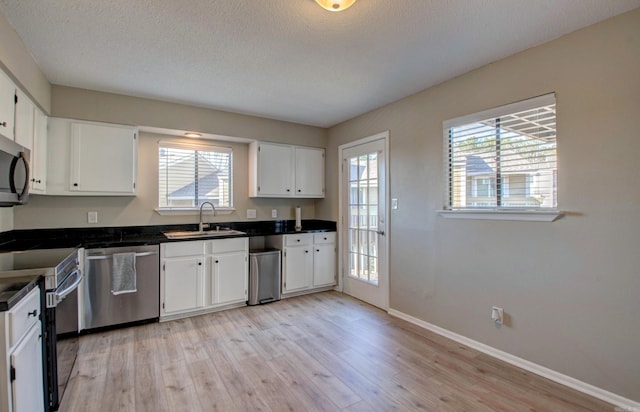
46, 270, 82, 308
86, 251, 157, 260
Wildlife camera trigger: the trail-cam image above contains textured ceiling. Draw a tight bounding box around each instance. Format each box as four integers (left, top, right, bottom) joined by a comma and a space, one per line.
0, 0, 638, 128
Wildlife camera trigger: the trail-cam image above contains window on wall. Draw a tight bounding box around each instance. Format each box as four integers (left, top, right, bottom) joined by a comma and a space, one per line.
158, 142, 232, 210
444, 93, 557, 211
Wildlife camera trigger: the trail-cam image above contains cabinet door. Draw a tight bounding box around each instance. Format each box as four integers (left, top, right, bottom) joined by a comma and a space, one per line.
0, 71, 15, 141
283, 246, 313, 292
313, 244, 336, 287
10, 322, 44, 412
212, 252, 247, 305
31, 108, 47, 193
14, 90, 34, 151
295, 147, 324, 197
256, 142, 293, 196
69, 122, 137, 193
162, 257, 204, 315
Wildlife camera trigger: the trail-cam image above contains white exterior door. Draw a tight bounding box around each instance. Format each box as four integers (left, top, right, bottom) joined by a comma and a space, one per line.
340, 133, 388, 309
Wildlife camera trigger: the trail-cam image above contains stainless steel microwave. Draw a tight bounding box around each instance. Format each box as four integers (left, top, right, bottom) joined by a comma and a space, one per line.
0, 134, 30, 207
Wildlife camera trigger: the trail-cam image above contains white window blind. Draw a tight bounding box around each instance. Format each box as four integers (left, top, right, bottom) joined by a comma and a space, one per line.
158, 141, 232, 209
444, 93, 557, 210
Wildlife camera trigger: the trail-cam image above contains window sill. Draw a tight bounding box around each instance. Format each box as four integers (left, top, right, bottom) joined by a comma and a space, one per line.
437, 209, 563, 222
154, 208, 236, 216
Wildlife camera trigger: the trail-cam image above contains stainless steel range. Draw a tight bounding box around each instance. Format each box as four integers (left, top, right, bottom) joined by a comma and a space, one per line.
0, 247, 82, 412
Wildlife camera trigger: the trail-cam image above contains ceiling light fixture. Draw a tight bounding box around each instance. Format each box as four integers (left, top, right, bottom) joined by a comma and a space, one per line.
314, 0, 356, 12
184, 132, 202, 138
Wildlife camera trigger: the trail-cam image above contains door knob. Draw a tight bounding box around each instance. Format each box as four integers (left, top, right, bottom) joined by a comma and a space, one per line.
377, 230, 385, 236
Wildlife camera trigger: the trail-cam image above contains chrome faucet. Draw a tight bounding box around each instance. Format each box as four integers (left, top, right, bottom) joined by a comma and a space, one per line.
198, 201, 216, 232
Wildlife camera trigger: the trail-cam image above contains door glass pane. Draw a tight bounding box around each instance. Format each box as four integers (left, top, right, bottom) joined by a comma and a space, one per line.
368, 153, 378, 180
349, 252, 358, 278
349, 159, 360, 182
346, 149, 380, 285
369, 206, 378, 230
359, 254, 368, 280
369, 257, 378, 284
349, 206, 359, 229
349, 229, 358, 253
368, 231, 378, 256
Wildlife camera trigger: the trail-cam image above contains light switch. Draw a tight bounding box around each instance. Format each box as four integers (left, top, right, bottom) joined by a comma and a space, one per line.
88, 211, 98, 224
391, 198, 399, 210
247, 209, 257, 219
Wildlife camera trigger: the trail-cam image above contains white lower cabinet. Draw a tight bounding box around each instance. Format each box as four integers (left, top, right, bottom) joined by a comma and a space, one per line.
210, 252, 247, 305
283, 244, 313, 292
161, 238, 248, 321
313, 243, 336, 287
162, 256, 204, 315
266, 232, 336, 295
0, 288, 44, 412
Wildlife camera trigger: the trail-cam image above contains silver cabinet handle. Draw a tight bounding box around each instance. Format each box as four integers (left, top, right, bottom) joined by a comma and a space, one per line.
87, 251, 158, 260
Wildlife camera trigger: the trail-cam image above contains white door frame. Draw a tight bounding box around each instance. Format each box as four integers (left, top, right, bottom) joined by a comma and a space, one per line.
337, 131, 390, 310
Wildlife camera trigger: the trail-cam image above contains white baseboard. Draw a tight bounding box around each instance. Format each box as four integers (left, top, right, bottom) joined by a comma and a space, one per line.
387, 308, 640, 410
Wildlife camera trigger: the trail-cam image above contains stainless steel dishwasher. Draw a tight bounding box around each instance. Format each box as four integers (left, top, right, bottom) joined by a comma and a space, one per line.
82, 244, 159, 330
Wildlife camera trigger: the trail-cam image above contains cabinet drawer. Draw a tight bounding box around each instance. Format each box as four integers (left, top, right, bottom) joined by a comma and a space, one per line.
208, 237, 247, 254
163, 241, 205, 258
9, 288, 40, 348
313, 232, 335, 244
285, 233, 312, 246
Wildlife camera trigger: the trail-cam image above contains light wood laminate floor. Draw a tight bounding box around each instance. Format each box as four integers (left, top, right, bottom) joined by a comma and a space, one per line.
60, 292, 614, 411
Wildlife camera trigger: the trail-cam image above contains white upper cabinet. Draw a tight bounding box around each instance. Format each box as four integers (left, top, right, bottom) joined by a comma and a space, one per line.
69, 122, 137, 193
14, 90, 34, 151
250, 141, 293, 197
295, 146, 324, 197
249, 141, 324, 198
30, 107, 48, 193
47, 118, 138, 196
15, 90, 50, 194
0, 71, 15, 141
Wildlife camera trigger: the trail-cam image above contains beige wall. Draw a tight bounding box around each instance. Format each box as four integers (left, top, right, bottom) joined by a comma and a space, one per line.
0, 209, 13, 232
51, 86, 326, 147
0, 12, 50, 113
317, 9, 640, 402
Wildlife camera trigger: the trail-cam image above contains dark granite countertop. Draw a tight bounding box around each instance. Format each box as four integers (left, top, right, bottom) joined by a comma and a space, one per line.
0, 219, 336, 252
0, 274, 41, 311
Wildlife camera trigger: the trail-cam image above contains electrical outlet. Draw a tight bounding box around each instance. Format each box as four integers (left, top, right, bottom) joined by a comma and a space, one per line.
491, 306, 504, 325
271, 209, 277, 218
247, 209, 257, 219
88, 211, 98, 224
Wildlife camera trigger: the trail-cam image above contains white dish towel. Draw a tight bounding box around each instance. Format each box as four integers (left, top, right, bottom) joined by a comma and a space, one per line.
111, 252, 137, 295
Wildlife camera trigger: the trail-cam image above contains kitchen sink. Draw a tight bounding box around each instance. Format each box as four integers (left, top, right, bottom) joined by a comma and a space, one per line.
163, 229, 246, 239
